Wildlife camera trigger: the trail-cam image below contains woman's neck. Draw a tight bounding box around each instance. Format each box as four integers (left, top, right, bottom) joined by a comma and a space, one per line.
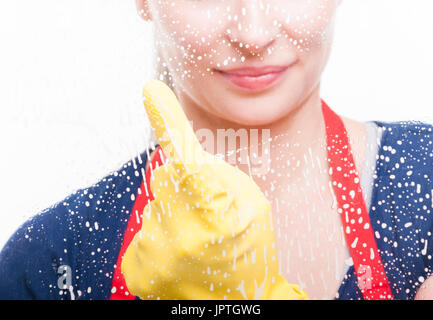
174, 84, 328, 189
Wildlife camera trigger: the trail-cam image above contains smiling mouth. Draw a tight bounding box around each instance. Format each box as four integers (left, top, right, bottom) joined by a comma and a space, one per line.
215, 66, 290, 92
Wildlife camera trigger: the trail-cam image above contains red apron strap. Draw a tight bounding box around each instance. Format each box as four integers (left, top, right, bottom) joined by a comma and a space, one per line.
109, 145, 166, 299
321, 100, 393, 300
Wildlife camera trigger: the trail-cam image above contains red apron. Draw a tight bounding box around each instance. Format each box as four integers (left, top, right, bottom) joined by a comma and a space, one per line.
110, 100, 393, 300
321, 100, 393, 300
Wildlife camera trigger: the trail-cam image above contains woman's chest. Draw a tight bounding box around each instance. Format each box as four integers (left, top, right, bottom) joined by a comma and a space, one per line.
268, 181, 351, 299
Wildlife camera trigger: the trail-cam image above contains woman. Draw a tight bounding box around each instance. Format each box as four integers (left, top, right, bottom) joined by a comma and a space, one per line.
1, 0, 432, 300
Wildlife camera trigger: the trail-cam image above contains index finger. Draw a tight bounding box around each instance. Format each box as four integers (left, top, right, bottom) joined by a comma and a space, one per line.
142, 79, 205, 176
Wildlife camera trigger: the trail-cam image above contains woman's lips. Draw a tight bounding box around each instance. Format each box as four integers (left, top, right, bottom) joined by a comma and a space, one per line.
216, 66, 289, 92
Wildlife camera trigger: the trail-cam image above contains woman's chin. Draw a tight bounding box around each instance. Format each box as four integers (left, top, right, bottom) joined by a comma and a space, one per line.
214, 108, 287, 127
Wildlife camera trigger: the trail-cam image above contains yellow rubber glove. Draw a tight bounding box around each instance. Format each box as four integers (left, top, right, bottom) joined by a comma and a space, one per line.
121, 79, 308, 300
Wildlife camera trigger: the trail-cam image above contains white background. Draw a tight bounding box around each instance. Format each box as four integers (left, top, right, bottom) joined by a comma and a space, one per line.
1, 0, 433, 248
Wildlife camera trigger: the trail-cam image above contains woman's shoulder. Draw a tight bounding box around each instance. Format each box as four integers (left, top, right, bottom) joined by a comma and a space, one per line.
373, 119, 433, 143
372, 119, 433, 167
22, 146, 154, 240
370, 119, 433, 205
366, 119, 433, 191
0, 147, 154, 299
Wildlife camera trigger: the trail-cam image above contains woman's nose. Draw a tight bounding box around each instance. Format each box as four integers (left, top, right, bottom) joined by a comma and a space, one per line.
225, 1, 279, 56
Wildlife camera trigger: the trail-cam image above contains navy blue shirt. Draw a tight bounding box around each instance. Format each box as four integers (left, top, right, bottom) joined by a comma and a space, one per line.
1, 120, 433, 300
338, 120, 433, 299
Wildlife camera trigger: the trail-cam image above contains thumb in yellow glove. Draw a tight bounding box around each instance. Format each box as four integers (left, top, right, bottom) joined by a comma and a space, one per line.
121, 79, 308, 300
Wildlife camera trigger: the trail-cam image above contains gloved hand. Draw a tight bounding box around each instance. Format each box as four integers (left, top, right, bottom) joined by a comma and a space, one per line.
121, 79, 308, 300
